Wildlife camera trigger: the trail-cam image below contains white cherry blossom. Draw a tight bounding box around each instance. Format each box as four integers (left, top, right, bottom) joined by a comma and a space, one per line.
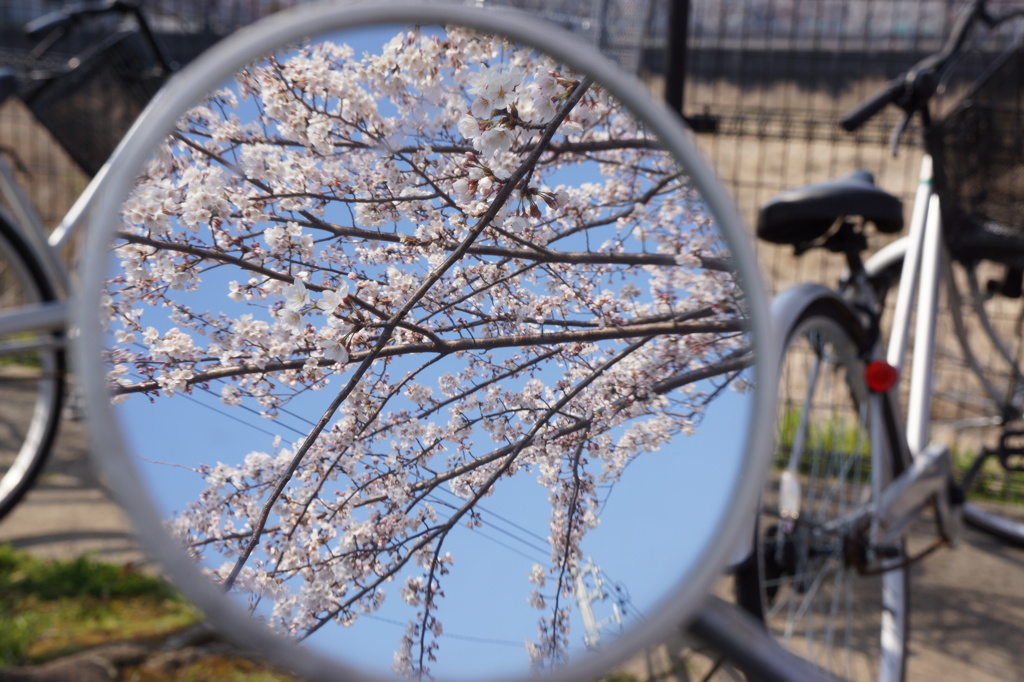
277, 307, 304, 330
319, 338, 348, 363
282, 279, 310, 311
315, 282, 349, 314
106, 23, 752, 679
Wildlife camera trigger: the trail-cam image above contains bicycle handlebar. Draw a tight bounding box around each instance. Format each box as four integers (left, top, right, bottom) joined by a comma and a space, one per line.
839, 0, 989, 134
839, 78, 904, 132
25, 1, 134, 39
23, 0, 174, 76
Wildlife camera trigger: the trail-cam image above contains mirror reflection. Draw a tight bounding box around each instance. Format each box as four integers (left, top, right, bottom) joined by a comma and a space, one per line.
102, 22, 753, 680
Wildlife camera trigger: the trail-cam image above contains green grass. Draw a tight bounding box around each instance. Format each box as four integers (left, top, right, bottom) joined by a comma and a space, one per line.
777, 407, 871, 456
777, 408, 1024, 505
775, 407, 874, 482
0, 544, 199, 667
952, 446, 1024, 505
0, 545, 298, 680
0, 345, 44, 370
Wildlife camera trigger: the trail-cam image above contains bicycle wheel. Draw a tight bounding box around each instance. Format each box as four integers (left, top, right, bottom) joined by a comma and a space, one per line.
867, 240, 1024, 546
735, 296, 909, 682
0, 215, 64, 519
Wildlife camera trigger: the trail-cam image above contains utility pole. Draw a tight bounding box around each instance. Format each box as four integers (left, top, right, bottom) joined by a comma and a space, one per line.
574, 557, 623, 649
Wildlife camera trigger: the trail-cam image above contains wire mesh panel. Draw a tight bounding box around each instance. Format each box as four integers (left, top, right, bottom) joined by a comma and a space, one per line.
684, 1, 950, 225
481, 0, 666, 74
676, 0, 1024, 296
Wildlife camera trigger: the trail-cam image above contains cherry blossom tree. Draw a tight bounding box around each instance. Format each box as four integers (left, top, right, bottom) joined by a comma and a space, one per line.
103, 24, 751, 678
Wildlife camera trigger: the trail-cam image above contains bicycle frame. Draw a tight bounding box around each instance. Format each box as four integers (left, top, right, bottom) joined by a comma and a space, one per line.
0, 162, 67, 338
769, 154, 967, 559
0, 109, 122, 346
864, 155, 1024, 548
868, 154, 960, 547
0, 0, 165, 351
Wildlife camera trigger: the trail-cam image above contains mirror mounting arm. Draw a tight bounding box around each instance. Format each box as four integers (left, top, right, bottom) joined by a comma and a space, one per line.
689, 598, 844, 682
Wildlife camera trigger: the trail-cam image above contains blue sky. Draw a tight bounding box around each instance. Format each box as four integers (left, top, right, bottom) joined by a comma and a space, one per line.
118, 371, 750, 679
107, 21, 756, 680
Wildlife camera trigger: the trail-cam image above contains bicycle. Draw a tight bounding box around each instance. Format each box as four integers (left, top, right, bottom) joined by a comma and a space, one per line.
0, 0, 174, 520
734, 1, 1024, 679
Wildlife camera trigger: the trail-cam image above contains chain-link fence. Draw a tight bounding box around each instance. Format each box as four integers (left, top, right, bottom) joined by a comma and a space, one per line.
0, 0, 1021, 501
5, 0, 1023, 220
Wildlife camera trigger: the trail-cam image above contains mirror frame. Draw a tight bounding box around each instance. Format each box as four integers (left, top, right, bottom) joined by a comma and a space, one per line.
74, 1, 777, 680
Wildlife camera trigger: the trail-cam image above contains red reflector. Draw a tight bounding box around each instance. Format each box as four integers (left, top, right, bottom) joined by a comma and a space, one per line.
866, 360, 899, 392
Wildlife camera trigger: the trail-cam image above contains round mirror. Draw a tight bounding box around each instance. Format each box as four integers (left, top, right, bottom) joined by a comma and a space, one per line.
75, 3, 773, 681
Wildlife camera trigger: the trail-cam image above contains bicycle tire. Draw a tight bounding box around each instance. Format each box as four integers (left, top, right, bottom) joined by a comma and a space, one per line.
867, 240, 1024, 547
735, 295, 909, 682
0, 214, 65, 520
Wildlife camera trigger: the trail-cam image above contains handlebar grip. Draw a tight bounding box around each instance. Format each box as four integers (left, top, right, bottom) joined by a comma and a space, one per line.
839, 78, 904, 132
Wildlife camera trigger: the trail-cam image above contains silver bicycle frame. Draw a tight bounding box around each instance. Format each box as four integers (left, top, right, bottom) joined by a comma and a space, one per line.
766, 154, 965, 557
865, 155, 1024, 547
0, 157, 74, 347
868, 154, 962, 546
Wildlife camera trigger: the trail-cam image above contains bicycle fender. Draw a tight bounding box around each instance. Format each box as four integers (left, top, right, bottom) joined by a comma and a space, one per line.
771, 283, 865, 351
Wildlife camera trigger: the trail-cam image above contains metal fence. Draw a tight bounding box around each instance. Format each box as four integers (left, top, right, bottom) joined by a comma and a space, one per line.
1, 0, 1022, 493
675, 0, 1023, 291
2, 0, 1021, 253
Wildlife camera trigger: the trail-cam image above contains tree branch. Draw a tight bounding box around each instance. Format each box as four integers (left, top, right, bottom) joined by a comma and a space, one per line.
113, 318, 743, 395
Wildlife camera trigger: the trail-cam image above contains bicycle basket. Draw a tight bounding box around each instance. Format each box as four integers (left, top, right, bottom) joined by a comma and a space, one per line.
933, 38, 1024, 266
19, 28, 168, 177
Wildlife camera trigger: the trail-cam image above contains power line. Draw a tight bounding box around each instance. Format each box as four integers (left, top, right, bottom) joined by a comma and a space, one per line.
127, 364, 565, 574
362, 613, 525, 648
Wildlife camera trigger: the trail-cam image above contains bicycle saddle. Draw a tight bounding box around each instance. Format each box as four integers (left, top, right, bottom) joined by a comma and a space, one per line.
757, 169, 904, 246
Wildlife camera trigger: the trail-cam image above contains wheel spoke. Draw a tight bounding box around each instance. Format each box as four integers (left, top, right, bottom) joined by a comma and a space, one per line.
735, 304, 908, 681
